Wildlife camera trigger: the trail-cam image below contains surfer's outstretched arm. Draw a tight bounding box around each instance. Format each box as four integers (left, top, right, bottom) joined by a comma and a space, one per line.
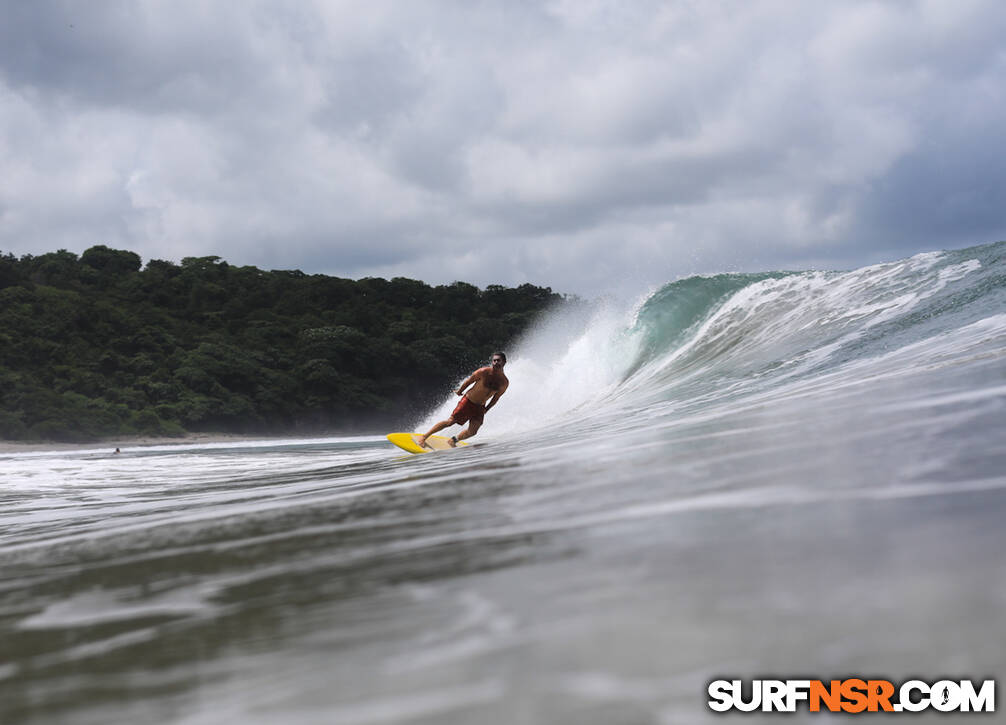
484, 380, 508, 412
484, 389, 506, 413
455, 371, 478, 396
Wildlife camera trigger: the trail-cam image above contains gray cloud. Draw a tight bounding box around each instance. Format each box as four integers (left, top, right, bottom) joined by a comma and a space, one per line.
1, 0, 1004, 296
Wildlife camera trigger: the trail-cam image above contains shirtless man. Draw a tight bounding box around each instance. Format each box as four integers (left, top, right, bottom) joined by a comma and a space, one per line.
417, 352, 509, 448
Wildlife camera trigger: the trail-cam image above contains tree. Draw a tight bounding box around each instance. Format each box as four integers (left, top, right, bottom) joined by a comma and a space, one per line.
0, 246, 567, 440
81, 245, 142, 275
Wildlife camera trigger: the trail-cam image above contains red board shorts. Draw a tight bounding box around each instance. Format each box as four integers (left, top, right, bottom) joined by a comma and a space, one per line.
451, 396, 485, 426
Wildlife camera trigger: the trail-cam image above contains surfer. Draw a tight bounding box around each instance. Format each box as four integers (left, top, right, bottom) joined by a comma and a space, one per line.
417, 352, 509, 448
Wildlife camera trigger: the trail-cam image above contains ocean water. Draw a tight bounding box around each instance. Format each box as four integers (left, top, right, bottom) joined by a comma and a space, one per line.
2, 242, 1004, 724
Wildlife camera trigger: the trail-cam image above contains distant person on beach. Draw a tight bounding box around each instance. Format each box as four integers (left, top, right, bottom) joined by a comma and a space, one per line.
417, 352, 509, 448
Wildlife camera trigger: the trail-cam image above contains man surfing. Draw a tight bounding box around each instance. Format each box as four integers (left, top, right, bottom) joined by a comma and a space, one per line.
417, 352, 509, 448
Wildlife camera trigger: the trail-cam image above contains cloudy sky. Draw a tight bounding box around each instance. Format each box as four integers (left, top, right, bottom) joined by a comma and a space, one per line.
1, 0, 1004, 296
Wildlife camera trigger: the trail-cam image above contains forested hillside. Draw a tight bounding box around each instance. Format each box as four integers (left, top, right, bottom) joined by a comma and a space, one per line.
0, 246, 566, 441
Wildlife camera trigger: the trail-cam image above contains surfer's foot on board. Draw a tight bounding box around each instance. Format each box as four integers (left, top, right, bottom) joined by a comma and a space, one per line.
447, 436, 458, 448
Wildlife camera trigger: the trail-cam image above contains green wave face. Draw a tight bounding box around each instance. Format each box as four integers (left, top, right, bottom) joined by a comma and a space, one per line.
626, 272, 790, 376
616, 241, 1005, 406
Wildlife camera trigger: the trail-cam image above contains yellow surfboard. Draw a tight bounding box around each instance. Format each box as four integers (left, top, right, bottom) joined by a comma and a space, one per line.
386, 433, 469, 454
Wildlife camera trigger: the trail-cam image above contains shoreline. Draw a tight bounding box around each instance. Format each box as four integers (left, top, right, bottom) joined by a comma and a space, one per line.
0, 432, 339, 454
